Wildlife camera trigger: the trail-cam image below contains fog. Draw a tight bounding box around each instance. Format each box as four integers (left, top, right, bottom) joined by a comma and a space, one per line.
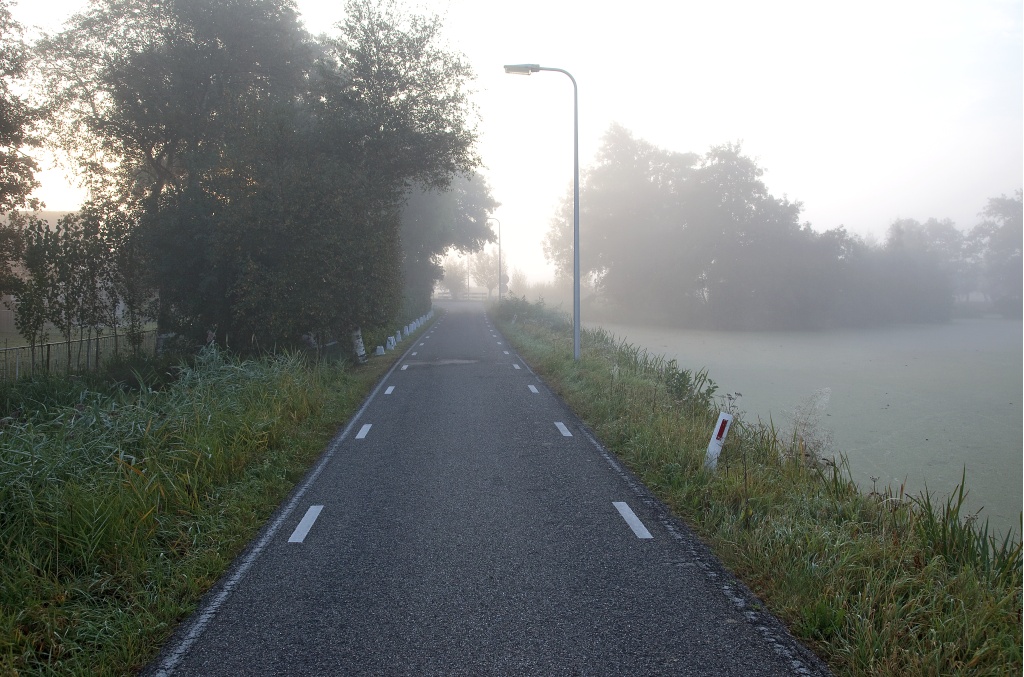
15, 0, 1024, 286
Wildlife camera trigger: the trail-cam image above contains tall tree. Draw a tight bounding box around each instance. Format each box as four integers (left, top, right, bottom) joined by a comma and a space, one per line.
330, 0, 479, 195
78, 198, 153, 354
38, 0, 312, 205
969, 190, 1023, 316
400, 172, 497, 315
3, 213, 49, 364
0, 0, 38, 214
38, 0, 481, 349
881, 218, 957, 321
545, 123, 966, 329
468, 248, 498, 298
38, 0, 317, 343
0, 219, 24, 297
441, 258, 468, 300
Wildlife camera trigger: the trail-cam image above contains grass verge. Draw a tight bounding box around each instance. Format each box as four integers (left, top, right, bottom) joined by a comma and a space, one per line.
0, 331, 415, 675
496, 296, 1022, 677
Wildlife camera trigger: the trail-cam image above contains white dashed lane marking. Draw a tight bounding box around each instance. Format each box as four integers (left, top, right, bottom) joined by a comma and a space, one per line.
555, 422, 572, 437
528, 385, 539, 394
385, 386, 395, 395
401, 365, 409, 371
513, 364, 521, 370
356, 424, 372, 439
288, 505, 324, 543
613, 501, 654, 539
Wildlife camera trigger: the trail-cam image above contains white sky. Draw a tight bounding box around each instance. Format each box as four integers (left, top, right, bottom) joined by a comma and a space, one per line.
13, 0, 1024, 283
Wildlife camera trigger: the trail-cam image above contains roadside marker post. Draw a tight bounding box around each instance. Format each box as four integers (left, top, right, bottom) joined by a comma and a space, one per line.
704, 412, 734, 470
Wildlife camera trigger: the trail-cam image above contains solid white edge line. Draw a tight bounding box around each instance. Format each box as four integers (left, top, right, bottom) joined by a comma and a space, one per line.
613, 501, 654, 539
148, 314, 431, 676
555, 421, 572, 437
385, 386, 395, 395
287, 505, 324, 543
356, 423, 372, 439
528, 385, 539, 393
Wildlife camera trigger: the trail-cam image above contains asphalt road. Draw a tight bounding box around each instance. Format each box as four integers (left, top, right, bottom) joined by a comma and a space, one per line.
147, 301, 831, 676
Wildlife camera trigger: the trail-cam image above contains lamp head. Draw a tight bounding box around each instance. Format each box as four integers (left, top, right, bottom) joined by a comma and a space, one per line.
504, 63, 541, 75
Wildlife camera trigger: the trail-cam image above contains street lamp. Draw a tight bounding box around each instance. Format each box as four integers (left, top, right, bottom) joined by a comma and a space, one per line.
504, 63, 581, 361
486, 217, 502, 302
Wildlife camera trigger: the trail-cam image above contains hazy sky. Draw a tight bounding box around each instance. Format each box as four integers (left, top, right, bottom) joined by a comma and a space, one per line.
12, 0, 1023, 282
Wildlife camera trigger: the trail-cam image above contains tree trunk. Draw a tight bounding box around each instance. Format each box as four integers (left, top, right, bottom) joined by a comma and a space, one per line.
351, 327, 368, 364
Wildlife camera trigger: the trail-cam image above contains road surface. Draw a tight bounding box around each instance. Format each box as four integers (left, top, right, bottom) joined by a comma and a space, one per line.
147, 301, 830, 676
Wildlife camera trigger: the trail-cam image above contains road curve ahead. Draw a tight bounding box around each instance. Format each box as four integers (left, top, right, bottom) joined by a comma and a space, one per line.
147, 301, 830, 676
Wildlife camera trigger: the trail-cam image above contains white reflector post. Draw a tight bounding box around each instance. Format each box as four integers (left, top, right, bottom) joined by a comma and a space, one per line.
704, 412, 734, 470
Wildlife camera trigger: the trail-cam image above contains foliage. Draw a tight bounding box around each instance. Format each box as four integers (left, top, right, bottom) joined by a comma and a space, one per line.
0, 218, 23, 296
440, 258, 469, 299
399, 172, 497, 316
967, 190, 1023, 316
544, 124, 1020, 329
86, 199, 152, 354
331, 0, 479, 192
4, 204, 154, 369
5, 213, 50, 362
34, 0, 480, 350
468, 247, 499, 296
0, 0, 38, 214
496, 297, 1022, 676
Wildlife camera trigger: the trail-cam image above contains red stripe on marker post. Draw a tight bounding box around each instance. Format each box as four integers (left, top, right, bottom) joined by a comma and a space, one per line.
705, 412, 734, 470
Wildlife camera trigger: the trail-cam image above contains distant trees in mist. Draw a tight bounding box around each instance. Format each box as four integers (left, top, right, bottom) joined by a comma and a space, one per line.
544, 124, 1022, 329
0, 0, 495, 353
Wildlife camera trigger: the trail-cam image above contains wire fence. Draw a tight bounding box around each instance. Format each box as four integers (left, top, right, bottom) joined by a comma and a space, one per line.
1, 330, 158, 382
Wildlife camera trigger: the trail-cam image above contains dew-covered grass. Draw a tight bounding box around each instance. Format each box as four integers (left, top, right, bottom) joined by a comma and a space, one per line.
0, 345, 400, 674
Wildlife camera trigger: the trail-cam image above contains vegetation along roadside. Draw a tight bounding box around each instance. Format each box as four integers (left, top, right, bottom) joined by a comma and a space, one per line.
0, 322, 420, 675
495, 295, 1022, 677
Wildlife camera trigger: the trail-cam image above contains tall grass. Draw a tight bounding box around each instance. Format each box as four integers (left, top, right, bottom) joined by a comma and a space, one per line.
496, 295, 1022, 676
0, 345, 394, 674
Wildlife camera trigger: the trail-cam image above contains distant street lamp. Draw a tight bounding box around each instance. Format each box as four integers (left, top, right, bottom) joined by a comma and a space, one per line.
503, 63, 581, 361
487, 217, 502, 301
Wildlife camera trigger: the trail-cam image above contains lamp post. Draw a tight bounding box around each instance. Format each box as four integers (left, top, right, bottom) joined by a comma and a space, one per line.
487, 217, 502, 302
504, 63, 581, 361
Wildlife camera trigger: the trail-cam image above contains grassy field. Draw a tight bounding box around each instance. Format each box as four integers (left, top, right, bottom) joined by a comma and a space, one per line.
495, 296, 1022, 677
0, 332, 26, 348
0, 330, 414, 675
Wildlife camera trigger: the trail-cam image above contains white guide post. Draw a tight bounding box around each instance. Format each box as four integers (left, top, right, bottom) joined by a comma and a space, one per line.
704, 412, 734, 470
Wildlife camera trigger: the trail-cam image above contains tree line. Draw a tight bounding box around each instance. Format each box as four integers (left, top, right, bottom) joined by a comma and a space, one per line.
0, 0, 495, 357
544, 124, 1022, 330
